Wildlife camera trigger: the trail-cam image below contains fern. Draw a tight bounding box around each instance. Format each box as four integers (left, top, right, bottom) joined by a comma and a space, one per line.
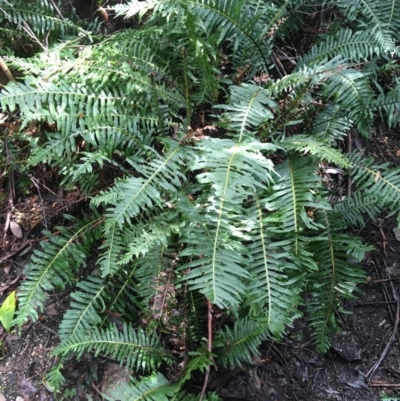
3, 0, 400, 396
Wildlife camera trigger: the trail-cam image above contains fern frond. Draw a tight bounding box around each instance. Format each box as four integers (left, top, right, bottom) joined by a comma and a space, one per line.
333, 193, 385, 228
265, 155, 330, 236
298, 27, 395, 67
0, 80, 126, 136
310, 105, 352, 143
14, 218, 100, 326
218, 84, 278, 137
373, 81, 400, 128
280, 135, 351, 168
54, 323, 171, 371
93, 139, 190, 231
111, 0, 159, 19
181, 139, 277, 308
323, 68, 374, 135
215, 317, 268, 367
245, 202, 304, 337
349, 151, 400, 215
0, 0, 87, 38
306, 210, 371, 352
185, 0, 271, 70
57, 275, 108, 341
334, 0, 400, 41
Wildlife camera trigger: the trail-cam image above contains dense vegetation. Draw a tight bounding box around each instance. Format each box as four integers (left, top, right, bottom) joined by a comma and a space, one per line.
1, 0, 400, 399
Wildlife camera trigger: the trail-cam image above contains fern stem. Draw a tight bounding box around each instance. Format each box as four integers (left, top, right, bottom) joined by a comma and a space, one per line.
199, 298, 213, 401
149, 71, 166, 135
182, 47, 192, 126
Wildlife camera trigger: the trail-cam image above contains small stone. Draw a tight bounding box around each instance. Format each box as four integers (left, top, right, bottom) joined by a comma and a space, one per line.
100, 363, 132, 397
331, 331, 362, 362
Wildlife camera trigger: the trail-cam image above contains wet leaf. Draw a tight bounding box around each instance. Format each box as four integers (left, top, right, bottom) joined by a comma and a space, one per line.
10, 221, 23, 238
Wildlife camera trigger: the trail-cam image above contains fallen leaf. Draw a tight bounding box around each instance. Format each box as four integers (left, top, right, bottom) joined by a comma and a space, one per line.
10, 221, 23, 238
1, 263, 11, 275
0, 291, 16, 331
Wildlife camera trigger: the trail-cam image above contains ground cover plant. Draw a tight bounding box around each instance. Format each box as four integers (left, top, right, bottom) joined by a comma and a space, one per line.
1, 0, 400, 399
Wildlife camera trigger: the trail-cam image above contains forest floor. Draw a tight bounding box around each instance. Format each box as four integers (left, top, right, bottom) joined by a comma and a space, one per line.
1, 126, 400, 401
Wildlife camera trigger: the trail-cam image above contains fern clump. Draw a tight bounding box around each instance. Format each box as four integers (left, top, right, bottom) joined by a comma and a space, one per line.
1, 0, 400, 399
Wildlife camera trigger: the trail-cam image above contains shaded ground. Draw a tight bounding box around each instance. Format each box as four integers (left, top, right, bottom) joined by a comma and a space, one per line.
1, 126, 400, 401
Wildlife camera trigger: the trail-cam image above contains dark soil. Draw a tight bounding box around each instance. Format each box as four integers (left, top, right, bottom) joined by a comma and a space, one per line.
1, 126, 400, 401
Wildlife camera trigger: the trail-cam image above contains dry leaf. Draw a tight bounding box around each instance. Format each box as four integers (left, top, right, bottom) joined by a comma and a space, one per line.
393, 227, 400, 242
10, 221, 23, 238
1, 263, 11, 275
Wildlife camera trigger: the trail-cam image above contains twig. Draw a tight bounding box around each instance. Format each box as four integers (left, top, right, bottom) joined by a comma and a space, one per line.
0, 56, 16, 83
28, 174, 49, 231
370, 382, 400, 387
48, 0, 65, 20
366, 280, 399, 381
271, 52, 283, 78
347, 129, 352, 197
273, 51, 287, 76
1, 141, 15, 245
199, 298, 213, 401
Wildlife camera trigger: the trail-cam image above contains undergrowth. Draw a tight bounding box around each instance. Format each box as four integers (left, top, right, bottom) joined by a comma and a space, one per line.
1, 0, 400, 399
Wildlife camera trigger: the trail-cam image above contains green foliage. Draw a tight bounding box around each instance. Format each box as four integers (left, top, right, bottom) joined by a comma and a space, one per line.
1, 0, 400, 398
0, 291, 16, 332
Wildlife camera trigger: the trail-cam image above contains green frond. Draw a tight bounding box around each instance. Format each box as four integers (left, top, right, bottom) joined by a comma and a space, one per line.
45, 362, 65, 392
298, 27, 395, 67
245, 202, 304, 337
14, 217, 100, 326
333, 193, 385, 228
0, 80, 126, 136
323, 68, 374, 135
215, 317, 268, 367
54, 323, 171, 372
101, 265, 142, 324
334, 0, 400, 41
93, 140, 190, 231
265, 155, 330, 236
57, 275, 108, 341
280, 135, 351, 168
0, 0, 88, 39
310, 105, 352, 143
181, 139, 278, 308
218, 84, 278, 137
349, 151, 400, 215
111, 0, 159, 19
306, 210, 371, 352
373, 81, 400, 128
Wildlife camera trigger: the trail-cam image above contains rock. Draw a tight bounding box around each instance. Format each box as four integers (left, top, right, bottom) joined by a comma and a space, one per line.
331, 331, 362, 362
100, 363, 132, 397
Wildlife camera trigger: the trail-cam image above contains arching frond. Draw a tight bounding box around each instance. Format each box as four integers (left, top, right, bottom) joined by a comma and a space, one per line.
54, 324, 171, 371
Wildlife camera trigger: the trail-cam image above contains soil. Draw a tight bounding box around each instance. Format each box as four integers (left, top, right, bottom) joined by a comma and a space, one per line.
1, 126, 400, 401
